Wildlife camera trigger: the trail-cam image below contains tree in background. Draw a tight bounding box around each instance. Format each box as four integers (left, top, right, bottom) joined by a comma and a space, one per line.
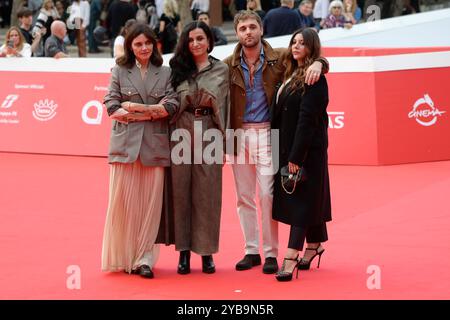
176, 0, 192, 29
10, 0, 26, 27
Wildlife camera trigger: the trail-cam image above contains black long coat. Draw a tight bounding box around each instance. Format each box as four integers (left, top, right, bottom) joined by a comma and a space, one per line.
271, 75, 332, 228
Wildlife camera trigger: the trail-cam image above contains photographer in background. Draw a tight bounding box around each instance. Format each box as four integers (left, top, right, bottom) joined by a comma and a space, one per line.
0, 26, 32, 57
32, 0, 60, 45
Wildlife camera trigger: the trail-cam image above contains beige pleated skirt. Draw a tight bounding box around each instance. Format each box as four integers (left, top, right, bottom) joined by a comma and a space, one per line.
101, 159, 164, 273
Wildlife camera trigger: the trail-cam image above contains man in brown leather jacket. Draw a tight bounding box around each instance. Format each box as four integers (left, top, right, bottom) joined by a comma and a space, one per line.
223, 10, 328, 274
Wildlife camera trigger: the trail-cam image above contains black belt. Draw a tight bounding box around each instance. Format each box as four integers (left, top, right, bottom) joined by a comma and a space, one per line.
186, 107, 214, 117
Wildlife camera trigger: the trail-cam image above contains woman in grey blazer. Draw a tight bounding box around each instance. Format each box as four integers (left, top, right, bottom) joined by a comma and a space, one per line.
101, 23, 179, 279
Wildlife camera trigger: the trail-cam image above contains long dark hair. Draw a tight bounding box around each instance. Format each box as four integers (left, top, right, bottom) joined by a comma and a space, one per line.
116, 22, 163, 68
169, 21, 214, 90
283, 28, 321, 94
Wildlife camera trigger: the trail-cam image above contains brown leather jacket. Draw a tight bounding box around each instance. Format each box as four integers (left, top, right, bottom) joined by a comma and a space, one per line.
224, 39, 286, 131
223, 39, 329, 131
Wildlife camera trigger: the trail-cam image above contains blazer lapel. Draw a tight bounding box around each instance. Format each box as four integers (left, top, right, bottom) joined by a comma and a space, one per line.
277, 86, 290, 107
272, 84, 293, 121
145, 64, 161, 96
127, 64, 147, 103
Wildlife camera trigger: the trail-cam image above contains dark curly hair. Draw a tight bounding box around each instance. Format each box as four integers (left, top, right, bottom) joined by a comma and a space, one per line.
283, 28, 321, 94
169, 21, 214, 90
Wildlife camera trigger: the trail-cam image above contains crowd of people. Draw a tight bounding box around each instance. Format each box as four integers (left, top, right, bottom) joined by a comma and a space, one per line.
1, 0, 427, 59
1, 0, 219, 58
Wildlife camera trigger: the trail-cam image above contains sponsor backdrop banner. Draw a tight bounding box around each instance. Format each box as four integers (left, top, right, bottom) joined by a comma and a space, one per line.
0, 65, 449, 165
375, 68, 449, 164
0, 72, 111, 156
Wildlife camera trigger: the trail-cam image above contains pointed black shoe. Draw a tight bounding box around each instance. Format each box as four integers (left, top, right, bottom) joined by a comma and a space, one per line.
202, 255, 216, 274
177, 250, 191, 274
235, 254, 261, 271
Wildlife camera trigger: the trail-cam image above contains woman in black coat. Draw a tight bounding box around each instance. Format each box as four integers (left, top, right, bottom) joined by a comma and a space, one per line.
271, 28, 332, 282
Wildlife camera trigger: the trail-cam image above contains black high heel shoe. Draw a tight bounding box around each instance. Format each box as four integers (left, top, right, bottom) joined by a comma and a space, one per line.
298, 246, 325, 270
202, 255, 216, 274
275, 256, 299, 282
177, 250, 191, 274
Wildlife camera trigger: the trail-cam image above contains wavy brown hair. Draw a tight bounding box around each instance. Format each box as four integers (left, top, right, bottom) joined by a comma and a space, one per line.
233, 10, 262, 31
283, 28, 321, 94
5, 26, 26, 52
116, 23, 162, 68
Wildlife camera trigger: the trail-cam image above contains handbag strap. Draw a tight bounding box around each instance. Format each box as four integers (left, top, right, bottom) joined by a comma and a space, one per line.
281, 169, 300, 195
282, 149, 308, 194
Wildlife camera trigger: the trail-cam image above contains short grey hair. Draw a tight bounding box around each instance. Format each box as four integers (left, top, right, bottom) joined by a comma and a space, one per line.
329, 0, 344, 13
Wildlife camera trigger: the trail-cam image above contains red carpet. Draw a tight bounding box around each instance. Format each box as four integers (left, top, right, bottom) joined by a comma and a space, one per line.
0, 152, 449, 299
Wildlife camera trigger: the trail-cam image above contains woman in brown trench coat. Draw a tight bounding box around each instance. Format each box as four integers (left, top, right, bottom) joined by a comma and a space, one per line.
166, 21, 230, 274
271, 28, 332, 282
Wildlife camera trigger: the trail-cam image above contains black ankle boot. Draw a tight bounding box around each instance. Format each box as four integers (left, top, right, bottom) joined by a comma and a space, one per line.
177, 250, 191, 274
202, 255, 216, 274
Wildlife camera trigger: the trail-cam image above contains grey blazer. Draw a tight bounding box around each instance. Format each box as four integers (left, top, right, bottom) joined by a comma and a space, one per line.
104, 63, 179, 166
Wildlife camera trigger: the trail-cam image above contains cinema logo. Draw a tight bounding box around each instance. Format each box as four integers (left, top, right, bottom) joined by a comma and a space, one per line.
328, 111, 345, 129
408, 94, 446, 127
32, 99, 58, 121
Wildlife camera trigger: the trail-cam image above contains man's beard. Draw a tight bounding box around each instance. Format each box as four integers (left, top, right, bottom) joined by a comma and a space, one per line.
241, 37, 260, 48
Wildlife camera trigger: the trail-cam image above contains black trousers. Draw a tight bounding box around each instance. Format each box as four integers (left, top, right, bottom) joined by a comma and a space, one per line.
288, 222, 328, 251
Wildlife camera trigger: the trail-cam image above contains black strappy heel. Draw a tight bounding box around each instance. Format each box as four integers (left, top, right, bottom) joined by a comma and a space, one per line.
298, 246, 325, 270
275, 256, 300, 282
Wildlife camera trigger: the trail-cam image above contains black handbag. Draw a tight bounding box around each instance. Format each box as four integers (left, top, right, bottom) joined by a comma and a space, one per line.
280, 165, 307, 194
